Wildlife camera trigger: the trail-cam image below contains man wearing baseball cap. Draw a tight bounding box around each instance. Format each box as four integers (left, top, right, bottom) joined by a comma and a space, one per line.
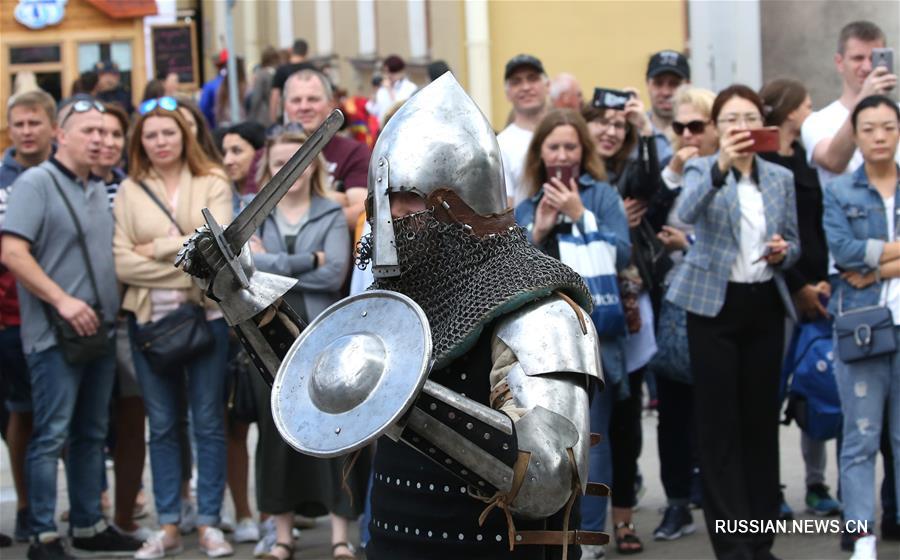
645, 50, 691, 162
498, 54, 549, 204
94, 61, 133, 116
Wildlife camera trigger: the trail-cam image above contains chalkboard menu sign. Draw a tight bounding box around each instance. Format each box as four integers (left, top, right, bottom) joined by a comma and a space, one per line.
151, 22, 198, 89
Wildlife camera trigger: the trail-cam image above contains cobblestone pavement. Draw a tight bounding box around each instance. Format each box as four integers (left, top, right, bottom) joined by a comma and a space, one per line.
1, 413, 897, 559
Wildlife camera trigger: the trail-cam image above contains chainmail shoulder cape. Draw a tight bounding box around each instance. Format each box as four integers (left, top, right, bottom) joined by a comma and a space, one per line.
358, 210, 592, 370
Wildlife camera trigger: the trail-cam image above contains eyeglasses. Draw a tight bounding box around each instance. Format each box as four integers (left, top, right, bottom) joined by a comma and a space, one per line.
138, 96, 179, 115
672, 119, 709, 136
717, 113, 762, 127
59, 96, 106, 128
267, 122, 306, 138
593, 118, 627, 133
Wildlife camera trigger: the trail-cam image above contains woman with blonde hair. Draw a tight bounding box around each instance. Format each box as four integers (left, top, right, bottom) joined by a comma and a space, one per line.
113, 96, 234, 558
248, 131, 368, 560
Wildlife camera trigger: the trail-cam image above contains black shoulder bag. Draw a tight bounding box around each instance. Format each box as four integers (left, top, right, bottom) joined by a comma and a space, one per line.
132, 181, 213, 376
43, 171, 111, 365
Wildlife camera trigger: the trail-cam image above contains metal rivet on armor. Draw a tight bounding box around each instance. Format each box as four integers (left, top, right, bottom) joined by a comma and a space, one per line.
460, 487, 466, 493
387, 477, 391, 483
428, 531, 433, 537
502, 443, 509, 450
395, 479, 400, 485
405, 527, 409, 533
379, 159, 384, 167
461, 469, 468, 475
448, 412, 456, 420
416, 482, 422, 489
466, 422, 473, 430
483, 433, 490, 440
441, 201, 450, 209
496, 535, 502, 542
503, 476, 509, 483
442, 532, 448, 539
444, 485, 450, 492
463, 224, 473, 232
444, 459, 452, 465
516, 535, 523, 542
476, 534, 483, 541
428, 448, 435, 454
429, 403, 437, 411
478, 481, 485, 487
406, 480, 411, 486
460, 373, 467, 380
429, 484, 435, 491
361, 311, 367, 317
335, 427, 341, 434
458, 533, 465, 540
394, 525, 399, 532
415, 529, 420, 535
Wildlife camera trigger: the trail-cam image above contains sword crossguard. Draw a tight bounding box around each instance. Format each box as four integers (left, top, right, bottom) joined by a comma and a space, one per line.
203, 208, 250, 289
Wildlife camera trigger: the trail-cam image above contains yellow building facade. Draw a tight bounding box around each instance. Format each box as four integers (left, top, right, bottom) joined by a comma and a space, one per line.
202, 0, 686, 130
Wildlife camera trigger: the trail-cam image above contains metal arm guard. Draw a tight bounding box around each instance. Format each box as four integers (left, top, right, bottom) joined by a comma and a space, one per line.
392, 295, 603, 520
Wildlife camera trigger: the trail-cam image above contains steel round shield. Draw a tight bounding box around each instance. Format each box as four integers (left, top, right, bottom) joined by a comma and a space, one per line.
271, 290, 432, 457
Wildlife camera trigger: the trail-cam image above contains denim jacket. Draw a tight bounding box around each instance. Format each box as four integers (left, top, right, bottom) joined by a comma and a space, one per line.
823, 164, 900, 314
515, 173, 632, 393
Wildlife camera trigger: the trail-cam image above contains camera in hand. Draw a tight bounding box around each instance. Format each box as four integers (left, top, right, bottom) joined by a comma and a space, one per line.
592, 88, 634, 111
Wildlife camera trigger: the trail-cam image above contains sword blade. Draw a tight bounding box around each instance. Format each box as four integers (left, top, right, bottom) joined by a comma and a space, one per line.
224, 110, 345, 250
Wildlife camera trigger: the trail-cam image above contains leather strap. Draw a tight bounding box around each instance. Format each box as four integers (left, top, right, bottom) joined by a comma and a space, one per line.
428, 188, 516, 236
585, 482, 610, 497
476, 450, 531, 551
138, 180, 185, 235
590, 433, 603, 447
555, 290, 588, 335
489, 379, 512, 410
513, 530, 610, 546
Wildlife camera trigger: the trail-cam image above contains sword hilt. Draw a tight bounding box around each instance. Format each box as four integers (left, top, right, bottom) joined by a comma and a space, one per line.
203, 208, 250, 289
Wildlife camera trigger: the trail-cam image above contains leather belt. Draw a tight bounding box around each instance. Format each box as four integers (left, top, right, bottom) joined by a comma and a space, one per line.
514, 530, 609, 546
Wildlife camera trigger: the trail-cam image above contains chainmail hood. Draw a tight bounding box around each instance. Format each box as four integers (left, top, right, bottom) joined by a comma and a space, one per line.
357, 209, 591, 370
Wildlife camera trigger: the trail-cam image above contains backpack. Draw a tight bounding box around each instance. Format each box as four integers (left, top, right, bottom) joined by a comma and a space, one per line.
780, 319, 843, 441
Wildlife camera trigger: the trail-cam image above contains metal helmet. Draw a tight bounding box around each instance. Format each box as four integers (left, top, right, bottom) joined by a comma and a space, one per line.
367, 72, 507, 278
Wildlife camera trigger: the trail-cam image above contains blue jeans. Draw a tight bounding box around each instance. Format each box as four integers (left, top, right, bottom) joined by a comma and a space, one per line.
581, 379, 614, 532
26, 342, 116, 537
835, 326, 900, 526
132, 317, 229, 527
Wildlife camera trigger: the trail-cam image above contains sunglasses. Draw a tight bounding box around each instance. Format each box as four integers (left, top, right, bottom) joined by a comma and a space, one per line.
267, 122, 306, 138
59, 97, 106, 128
138, 96, 179, 115
672, 120, 709, 136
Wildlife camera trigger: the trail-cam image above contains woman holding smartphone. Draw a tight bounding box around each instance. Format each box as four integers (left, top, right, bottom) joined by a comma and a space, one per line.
665, 84, 799, 560
515, 109, 631, 558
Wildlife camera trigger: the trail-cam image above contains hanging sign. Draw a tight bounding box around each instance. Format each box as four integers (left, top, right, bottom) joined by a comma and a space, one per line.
14, 0, 68, 30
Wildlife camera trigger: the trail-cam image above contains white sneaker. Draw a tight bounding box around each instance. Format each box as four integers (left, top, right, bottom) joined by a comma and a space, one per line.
133, 530, 183, 560
850, 534, 877, 560
199, 527, 233, 558
234, 518, 260, 543
581, 543, 605, 559
179, 500, 197, 535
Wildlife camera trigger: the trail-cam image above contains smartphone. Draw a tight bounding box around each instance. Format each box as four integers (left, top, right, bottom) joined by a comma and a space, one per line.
546, 164, 580, 186
873, 48, 894, 74
592, 88, 634, 110
736, 126, 780, 153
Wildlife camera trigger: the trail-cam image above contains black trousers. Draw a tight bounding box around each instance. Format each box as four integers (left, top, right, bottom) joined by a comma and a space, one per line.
687, 282, 783, 560
656, 375, 696, 502
610, 369, 644, 508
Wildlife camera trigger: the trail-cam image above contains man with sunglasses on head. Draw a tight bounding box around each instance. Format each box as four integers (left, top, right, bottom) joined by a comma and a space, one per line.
0, 95, 141, 560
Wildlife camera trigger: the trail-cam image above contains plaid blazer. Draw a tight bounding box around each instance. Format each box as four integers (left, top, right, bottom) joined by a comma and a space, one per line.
666, 154, 800, 318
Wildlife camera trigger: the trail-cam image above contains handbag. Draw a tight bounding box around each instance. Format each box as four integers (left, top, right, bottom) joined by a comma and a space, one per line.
42, 170, 110, 366
555, 210, 627, 337
227, 348, 258, 424
648, 298, 692, 384
833, 289, 896, 363
132, 181, 213, 375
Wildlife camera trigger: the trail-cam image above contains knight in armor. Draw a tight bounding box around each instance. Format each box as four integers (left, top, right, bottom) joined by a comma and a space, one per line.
175, 73, 608, 560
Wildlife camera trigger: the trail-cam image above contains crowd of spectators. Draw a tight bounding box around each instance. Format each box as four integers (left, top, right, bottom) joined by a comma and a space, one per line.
0, 19, 899, 560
